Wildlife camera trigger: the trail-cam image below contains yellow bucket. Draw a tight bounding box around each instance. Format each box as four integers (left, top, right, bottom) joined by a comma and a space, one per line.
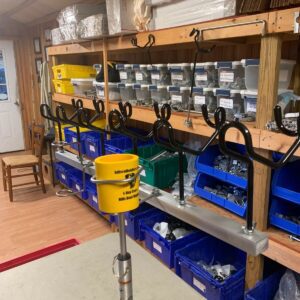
94, 154, 140, 214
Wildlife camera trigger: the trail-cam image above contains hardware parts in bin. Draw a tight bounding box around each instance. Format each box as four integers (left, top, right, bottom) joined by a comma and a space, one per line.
275, 213, 300, 225
214, 155, 248, 179
267, 116, 299, 132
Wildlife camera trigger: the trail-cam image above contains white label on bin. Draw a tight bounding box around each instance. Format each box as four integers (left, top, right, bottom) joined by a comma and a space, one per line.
196, 73, 207, 81
58, 87, 62, 93
151, 73, 160, 80
171, 95, 182, 102
140, 169, 146, 177
194, 95, 206, 105
172, 73, 183, 81
247, 101, 256, 112
220, 71, 234, 82
120, 71, 127, 80
57, 73, 62, 79
92, 195, 98, 204
72, 137, 77, 143
99, 89, 105, 97
153, 242, 162, 253
61, 174, 66, 180
76, 184, 81, 191
89, 145, 96, 152
279, 70, 288, 82
125, 219, 128, 226
135, 72, 143, 81
220, 98, 233, 109
193, 277, 206, 294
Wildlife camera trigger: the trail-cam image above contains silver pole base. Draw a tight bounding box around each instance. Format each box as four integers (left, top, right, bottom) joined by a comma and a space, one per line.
118, 253, 133, 300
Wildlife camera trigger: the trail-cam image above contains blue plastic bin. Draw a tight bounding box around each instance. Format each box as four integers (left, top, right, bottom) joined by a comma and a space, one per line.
245, 271, 283, 300
194, 173, 247, 217
64, 127, 93, 154
86, 182, 99, 211
113, 203, 162, 240
69, 170, 90, 200
195, 143, 247, 189
55, 162, 75, 187
269, 196, 300, 235
141, 212, 206, 268
175, 236, 246, 300
84, 131, 104, 158
272, 158, 300, 204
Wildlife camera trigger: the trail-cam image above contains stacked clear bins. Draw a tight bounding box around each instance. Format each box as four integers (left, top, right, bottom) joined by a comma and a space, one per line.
168, 86, 191, 110
118, 83, 136, 103
195, 62, 218, 88
93, 81, 120, 101
192, 87, 217, 113
168, 63, 192, 87
133, 84, 151, 105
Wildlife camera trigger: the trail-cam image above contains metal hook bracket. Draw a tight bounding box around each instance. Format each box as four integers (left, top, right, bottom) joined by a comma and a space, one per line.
131, 34, 155, 65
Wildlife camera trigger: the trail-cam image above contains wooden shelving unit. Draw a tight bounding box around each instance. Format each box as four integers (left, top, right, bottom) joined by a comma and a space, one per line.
49, 5, 300, 289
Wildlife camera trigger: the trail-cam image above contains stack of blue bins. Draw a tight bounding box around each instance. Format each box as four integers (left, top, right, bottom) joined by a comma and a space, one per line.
194, 142, 248, 217
174, 236, 246, 300
69, 170, 90, 201
269, 156, 300, 236
55, 162, 76, 188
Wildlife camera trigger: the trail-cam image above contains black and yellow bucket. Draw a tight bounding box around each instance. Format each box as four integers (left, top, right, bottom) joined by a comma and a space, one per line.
93, 154, 140, 213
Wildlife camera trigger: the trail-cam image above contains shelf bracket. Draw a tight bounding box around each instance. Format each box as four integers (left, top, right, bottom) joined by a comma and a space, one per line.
294, 12, 300, 34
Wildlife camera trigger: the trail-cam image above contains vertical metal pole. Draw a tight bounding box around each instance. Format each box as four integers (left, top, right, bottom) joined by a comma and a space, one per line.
178, 151, 185, 205
100, 133, 106, 155
246, 162, 254, 232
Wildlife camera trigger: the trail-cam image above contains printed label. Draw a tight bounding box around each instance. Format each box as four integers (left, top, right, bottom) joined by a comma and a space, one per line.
194, 95, 206, 105
279, 70, 288, 82
125, 219, 128, 226
76, 184, 81, 191
247, 101, 256, 112
171, 95, 182, 102
151, 73, 160, 80
99, 89, 105, 97
72, 137, 77, 143
193, 277, 206, 294
220, 71, 234, 83
135, 72, 143, 81
140, 169, 146, 177
172, 73, 183, 81
196, 73, 208, 81
153, 242, 162, 253
119, 71, 127, 80
89, 145, 96, 152
92, 195, 98, 204
220, 98, 233, 109
61, 174, 66, 180
57, 73, 62, 79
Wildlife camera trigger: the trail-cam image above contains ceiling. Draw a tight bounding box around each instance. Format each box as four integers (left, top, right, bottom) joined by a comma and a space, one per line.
0, 0, 101, 26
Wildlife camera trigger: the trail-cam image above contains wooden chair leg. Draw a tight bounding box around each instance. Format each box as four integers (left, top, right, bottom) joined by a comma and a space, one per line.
2, 159, 7, 191
7, 165, 13, 202
32, 166, 39, 185
38, 164, 46, 194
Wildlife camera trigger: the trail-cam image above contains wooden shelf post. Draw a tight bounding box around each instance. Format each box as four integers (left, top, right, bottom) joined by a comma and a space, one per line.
245, 34, 282, 289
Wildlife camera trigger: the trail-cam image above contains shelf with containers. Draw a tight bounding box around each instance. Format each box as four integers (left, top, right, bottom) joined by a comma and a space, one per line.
48, 5, 300, 290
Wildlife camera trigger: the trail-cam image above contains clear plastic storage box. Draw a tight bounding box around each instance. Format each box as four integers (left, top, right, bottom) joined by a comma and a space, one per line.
168, 63, 192, 87
93, 64, 102, 74
149, 85, 169, 104
195, 62, 218, 87
240, 90, 257, 119
214, 88, 244, 120
118, 83, 136, 103
116, 64, 135, 83
168, 86, 191, 110
93, 81, 120, 101
241, 59, 296, 90
193, 87, 217, 113
71, 78, 94, 96
149, 64, 171, 85
132, 64, 151, 84
215, 61, 245, 89
133, 84, 151, 105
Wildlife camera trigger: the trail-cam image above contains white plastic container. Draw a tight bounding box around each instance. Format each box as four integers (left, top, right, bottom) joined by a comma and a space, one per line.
215, 61, 245, 89
116, 64, 135, 83
168, 86, 191, 110
149, 85, 169, 104
195, 62, 218, 88
132, 64, 151, 84
71, 78, 94, 96
118, 83, 136, 102
240, 90, 257, 119
93, 81, 120, 101
214, 88, 244, 120
149, 64, 171, 85
168, 63, 192, 87
133, 84, 151, 105
192, 87, 217, 113
241, 59, 296, 90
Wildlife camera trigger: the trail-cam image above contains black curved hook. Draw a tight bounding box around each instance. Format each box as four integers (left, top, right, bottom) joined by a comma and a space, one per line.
93, 98, 105, 116
40, 104, 58, 122
202, 105, 226, 129
274, 105, 299, 137
189, 28, 216, 54
118, 102, 132, 120
131, 34, 155, 65
153, 102, 171, 121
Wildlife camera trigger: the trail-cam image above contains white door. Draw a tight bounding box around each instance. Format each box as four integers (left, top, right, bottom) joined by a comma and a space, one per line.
0, 40, 24, 153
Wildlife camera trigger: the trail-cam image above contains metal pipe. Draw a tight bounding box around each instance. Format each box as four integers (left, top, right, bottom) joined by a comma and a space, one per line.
118, 213, 127, 257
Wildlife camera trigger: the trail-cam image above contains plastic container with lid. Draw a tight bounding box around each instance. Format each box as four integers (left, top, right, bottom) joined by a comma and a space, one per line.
71, 78, 94, 97
215, 61, 245, 89
116, 64, 135, 83
133, 84, 151, 105
168, 63, 192, 87
240, 90, 257, 119
93, 64, 102, 74
149, 64, 171, 85
118, 83, 136, 103
192, 87, 217, 113
168, 86, 191, 111
93, 81, 120, 101
214, 88, 244, 120
195, 62, 218, 88
241, 59, 296, 90
149, 85, 169, 104
132, 64, 151, 84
